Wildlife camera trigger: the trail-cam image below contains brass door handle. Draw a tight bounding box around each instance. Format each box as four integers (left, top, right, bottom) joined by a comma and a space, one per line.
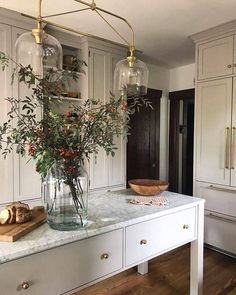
101, 253, 109, 260
227, 64, 232, 68
183, 224, 189, 229
208, 185, 236, 193
231, 127, 235, 169
21, 282, 29, 290
226, 127, 230, 169
140, 239, 147, 245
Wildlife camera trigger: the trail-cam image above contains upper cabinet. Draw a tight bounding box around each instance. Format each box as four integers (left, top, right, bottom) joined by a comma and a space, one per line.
198, 35, 234, 80
88, 47, 126, 191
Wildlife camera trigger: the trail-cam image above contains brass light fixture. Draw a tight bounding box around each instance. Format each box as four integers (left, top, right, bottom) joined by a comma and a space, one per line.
19, 0, 149, 95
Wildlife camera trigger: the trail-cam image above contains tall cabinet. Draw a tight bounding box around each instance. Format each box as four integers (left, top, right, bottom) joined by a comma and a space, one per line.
191, 22, 236, 255
0, 8, 127, 208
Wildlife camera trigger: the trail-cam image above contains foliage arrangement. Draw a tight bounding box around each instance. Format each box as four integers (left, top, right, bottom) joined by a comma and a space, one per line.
0, 52, 151, 181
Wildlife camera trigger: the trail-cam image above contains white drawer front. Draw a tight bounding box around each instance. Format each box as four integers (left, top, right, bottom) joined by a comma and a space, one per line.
195, 181, 236, 217
205, 211, 236, 255
0, 229, 123, 295
125, 207, 196, 267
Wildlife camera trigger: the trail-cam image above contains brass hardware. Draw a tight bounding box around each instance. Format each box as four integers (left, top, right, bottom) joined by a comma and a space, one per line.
183, 224, 189, 229
231, 127, 235, 169
22, 0, 138, 68
208, 185, 236, 193
225, 127, 230, 169
101, 253, 109, 260
140, 239, 147, 245
21, 282, 29, 290
227, 64, 232, 68
205, 211, 236, 223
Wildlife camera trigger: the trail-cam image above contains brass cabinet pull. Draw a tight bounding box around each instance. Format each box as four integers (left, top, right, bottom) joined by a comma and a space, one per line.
101, 253, 109, 260
21, 282, 29, 290
140, 239, 147, 245
227, 64, 232, 68
208, 184, 236, 193
183, 224, 189, 229
205, 211, 236, 223
231, 127, 235, 169
225, 127, 230, 169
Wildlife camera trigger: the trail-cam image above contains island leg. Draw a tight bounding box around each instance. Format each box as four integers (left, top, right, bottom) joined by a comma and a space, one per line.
190, 202, 204, 295
137, 261, 148, 275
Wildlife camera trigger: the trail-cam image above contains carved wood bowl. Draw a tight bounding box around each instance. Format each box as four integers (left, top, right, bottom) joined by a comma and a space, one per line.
128, 179, 169, 196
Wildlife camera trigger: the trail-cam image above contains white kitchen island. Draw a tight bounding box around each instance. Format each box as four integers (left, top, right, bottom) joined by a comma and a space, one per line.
0, 190, 204, 295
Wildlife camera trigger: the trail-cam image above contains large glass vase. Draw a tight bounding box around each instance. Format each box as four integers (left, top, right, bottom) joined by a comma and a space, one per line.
42, 163, 88, 231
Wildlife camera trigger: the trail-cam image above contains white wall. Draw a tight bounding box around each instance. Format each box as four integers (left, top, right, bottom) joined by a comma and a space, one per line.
147, 63, 170, 181
169, 63, 195, 92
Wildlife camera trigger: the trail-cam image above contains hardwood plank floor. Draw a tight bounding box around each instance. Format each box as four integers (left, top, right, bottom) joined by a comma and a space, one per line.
73, 245, 236, 295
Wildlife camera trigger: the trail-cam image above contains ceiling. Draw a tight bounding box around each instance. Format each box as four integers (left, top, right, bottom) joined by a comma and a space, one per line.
1, 0, 236, 68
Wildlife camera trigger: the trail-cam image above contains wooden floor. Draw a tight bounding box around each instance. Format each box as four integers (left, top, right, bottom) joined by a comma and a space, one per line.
73, 245, 236, 295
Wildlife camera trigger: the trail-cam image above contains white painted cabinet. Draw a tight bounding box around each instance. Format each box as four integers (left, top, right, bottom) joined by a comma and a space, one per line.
0, 23, 13, 204
89, 48, 126, 191
192, 22, 236, 255
12, 27, 42, 203
0, 229, 123, 295
195, 78, 232, 185
198, 36, 234, 80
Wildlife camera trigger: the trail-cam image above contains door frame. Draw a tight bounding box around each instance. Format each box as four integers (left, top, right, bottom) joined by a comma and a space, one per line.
126, 88, 162, 186
169, 88, 195, 192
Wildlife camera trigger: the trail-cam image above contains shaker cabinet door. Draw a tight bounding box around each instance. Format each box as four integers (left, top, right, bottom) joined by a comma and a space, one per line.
230, 77, 236, 186
198, 36, 234, 80
195, 78, 232, 185
89, 48, 110, 189
0, 23, 13, 204
11, 27, 41, 202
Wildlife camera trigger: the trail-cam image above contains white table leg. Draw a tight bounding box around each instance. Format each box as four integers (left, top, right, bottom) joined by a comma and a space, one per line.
137, 261, 148, 275
190, 202, 204, 295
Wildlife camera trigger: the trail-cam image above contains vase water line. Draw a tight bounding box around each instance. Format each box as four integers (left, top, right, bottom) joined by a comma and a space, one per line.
42, 164, 88, 231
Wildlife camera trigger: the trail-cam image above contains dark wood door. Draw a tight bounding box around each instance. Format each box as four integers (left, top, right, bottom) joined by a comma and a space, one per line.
127, 89, 162, 185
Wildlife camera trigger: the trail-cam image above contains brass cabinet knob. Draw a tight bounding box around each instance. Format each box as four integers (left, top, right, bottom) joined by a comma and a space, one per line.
21, 282, 29, 290
101, 253, 109, 260
140, 239, 147, 245
183, 224, 189, 229
227, 64, 232, 68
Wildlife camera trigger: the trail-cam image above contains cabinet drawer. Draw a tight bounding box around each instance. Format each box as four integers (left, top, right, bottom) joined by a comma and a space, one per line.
0, 229, 123, 295
125, 207, 196, 267
195, 181, 236, 217
198, 36, 234, 80
205, 211, 236, 255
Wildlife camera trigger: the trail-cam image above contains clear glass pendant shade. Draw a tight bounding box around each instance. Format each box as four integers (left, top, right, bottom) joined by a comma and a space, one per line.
114, 58, 149, 97
15, 31, 62, 75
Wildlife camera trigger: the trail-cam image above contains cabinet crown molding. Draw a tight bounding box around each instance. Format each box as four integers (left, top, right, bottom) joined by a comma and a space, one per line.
190, 19, 236, 44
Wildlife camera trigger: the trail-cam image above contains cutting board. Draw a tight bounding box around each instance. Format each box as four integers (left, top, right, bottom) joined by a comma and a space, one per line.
0, 209, 47, 242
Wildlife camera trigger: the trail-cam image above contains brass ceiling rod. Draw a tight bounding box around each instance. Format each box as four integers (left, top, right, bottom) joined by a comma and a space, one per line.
74, 0, 135, 49
42, 8, 90, 19
23, 0, 138, 66
21, 12, 129, 49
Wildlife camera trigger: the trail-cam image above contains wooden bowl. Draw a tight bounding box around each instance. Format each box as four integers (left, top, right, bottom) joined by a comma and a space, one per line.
128, 179, 169, 196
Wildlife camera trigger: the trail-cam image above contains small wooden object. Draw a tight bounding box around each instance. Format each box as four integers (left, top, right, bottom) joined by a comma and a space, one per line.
0, 208, 47, 242
128, 179, 169, 196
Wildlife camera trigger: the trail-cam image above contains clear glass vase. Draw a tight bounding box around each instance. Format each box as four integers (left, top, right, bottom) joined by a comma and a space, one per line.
42, 163, 88, 231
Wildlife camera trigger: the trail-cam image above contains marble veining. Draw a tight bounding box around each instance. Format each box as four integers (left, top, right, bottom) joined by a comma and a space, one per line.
0, 189, 204, 264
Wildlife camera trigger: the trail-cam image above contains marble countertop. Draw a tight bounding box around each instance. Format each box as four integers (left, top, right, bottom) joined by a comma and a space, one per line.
0, 190, 204, 264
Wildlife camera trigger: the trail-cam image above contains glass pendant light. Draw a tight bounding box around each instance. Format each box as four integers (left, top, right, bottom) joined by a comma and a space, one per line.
114, 47, 149, 98
15, 30, 62, 76
15, 0, 62, 76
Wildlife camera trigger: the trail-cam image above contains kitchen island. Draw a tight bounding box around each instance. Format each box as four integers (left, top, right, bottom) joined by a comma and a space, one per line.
0, 190, 204, 295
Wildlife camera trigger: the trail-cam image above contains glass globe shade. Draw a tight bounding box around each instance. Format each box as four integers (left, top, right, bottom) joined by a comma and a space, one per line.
114, 58, 149, 97
15, 31, 62, 76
